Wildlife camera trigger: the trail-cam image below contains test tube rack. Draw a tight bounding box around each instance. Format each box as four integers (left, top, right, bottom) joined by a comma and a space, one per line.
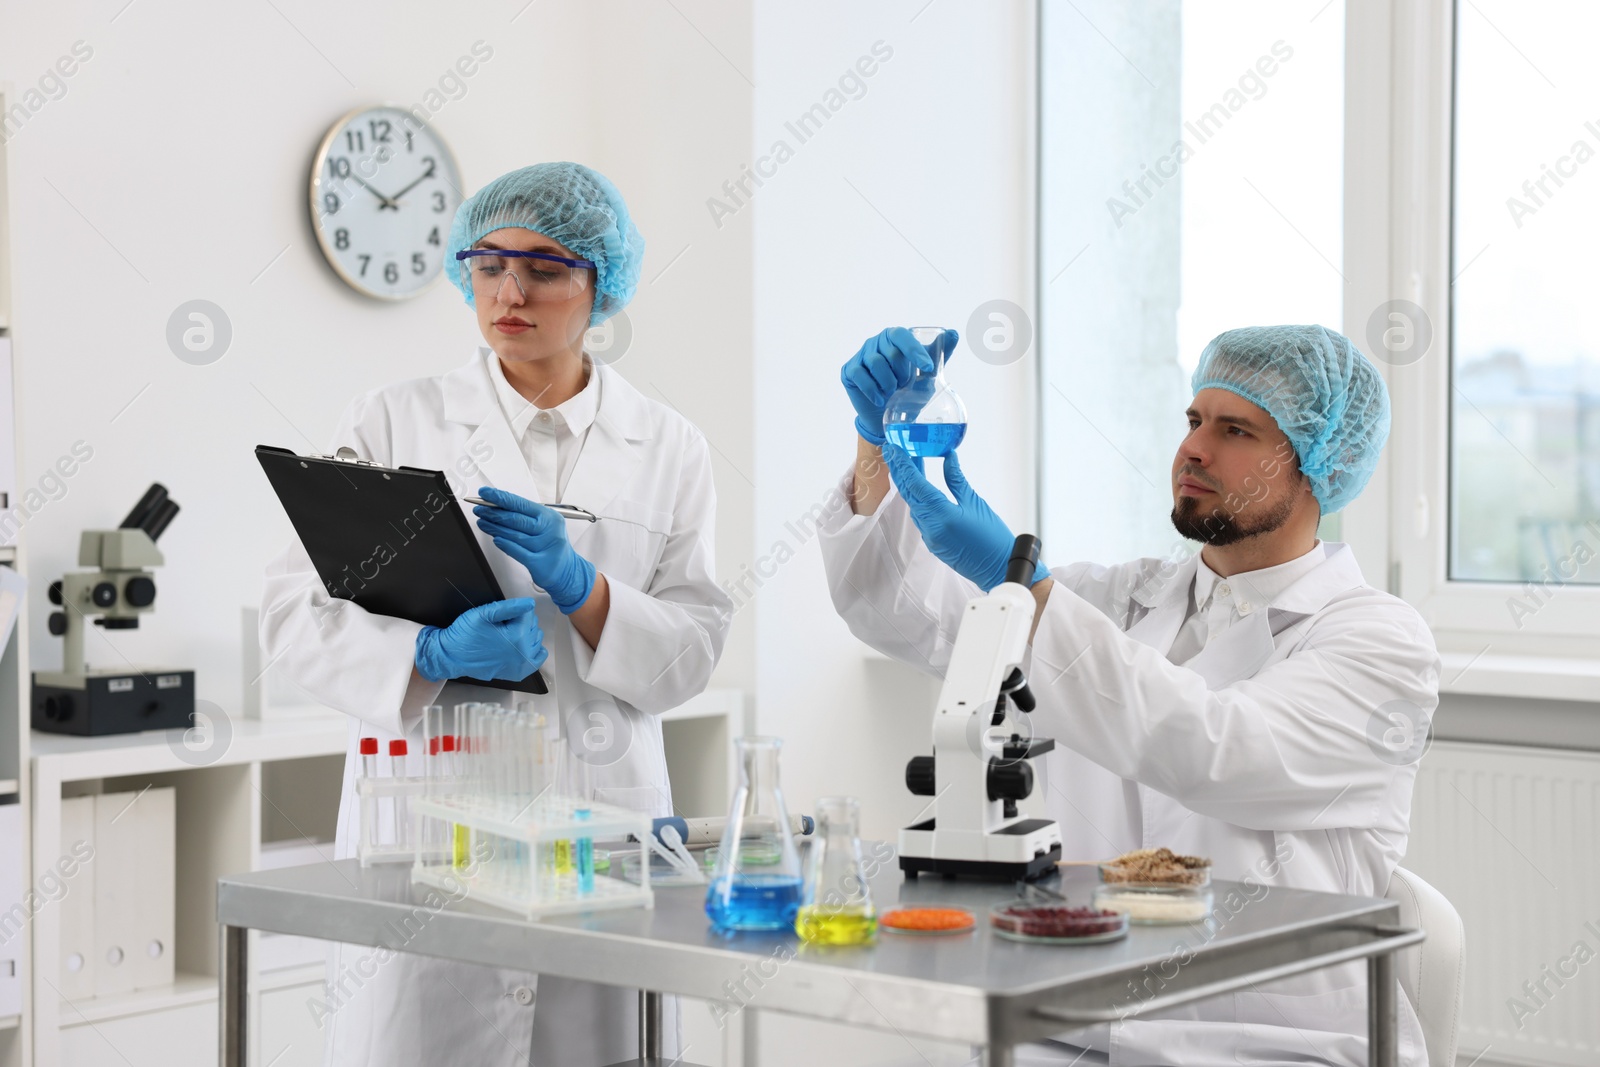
355, 773, 440, 867
409, 793, 655, 919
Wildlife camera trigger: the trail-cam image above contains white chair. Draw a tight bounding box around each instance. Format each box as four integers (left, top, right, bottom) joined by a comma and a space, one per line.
1385, 867, 1465, 1067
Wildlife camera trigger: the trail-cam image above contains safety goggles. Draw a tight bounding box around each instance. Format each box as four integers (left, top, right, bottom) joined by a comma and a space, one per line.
455, 249, 596, 302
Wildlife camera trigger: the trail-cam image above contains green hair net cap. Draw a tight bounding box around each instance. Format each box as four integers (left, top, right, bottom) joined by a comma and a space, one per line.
1190, 324, 1391, 514
445, 162, 644, 327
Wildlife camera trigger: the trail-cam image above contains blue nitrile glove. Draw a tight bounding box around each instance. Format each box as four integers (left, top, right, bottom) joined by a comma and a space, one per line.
473, 486, 597, 614
883, 445, 1049, 591
414, 598, 549, 683
841, 327, 957, 445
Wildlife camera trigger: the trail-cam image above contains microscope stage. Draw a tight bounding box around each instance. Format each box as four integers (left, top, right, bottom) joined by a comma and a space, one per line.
898, 816, 1063, 881
33, 667, 195, 736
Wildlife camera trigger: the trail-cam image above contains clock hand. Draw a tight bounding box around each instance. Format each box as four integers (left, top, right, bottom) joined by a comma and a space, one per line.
387, 159, 438, 205
349, 175, 399, 211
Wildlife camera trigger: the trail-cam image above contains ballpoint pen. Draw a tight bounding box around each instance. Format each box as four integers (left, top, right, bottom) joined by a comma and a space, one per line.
465, 497, 601, 523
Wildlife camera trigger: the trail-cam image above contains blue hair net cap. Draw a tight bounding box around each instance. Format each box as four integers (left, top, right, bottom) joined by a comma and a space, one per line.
445, 162, 643, 326
1190, 325, 1391, 514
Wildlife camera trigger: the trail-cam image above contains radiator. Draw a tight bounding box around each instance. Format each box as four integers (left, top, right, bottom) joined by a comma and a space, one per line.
1405, 741, 1600, 1067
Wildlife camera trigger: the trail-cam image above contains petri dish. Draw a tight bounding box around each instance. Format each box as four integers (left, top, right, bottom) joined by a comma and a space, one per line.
1092, 882, 1214, 925
879, 906, 976, 936
618, 851, 704, 887
989, 904, 1128, 945
1099, 850, 1211, 888
705, 839, 783, 870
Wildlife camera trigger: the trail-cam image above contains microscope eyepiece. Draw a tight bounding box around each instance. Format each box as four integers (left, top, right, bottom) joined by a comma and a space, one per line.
119, 483, 180, 541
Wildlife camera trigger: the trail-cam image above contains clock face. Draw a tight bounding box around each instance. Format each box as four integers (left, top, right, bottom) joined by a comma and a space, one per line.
309, 106, 464, 300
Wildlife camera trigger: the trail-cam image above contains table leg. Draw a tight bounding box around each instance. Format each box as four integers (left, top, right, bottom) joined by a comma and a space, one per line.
639, 988, 663, 1061
742, 1005, 759, 1067
1368, 950, 1398, 1067
219, 924, 248, 1067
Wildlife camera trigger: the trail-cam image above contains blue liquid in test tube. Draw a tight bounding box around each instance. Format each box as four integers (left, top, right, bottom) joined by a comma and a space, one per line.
575, 807, 595, 895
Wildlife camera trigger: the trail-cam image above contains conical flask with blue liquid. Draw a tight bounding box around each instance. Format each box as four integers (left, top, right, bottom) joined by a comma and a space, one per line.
705, 736, 803, 931
882, 326, 966, 458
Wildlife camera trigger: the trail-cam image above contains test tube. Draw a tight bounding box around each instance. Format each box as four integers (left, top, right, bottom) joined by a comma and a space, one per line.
359, 738, 378, 855
575, 807, 595, 895
389, 739, 409, 849
544, 737, 571, 884
424, 736, 440, 858
450, 703, 474, 870
483, 703, 502, 882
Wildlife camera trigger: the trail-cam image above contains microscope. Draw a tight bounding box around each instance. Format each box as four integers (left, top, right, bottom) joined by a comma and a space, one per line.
32, 484, 195, 736
899, 534, 1063, 880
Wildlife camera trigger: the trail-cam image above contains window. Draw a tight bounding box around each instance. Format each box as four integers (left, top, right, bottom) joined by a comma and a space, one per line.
1038, 0, 1345, 565
1450, 0, 1600, 586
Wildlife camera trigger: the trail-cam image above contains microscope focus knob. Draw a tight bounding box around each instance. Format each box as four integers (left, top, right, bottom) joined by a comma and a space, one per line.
124, 576, 156, 608
48, 580, 63, 605
92, 581, 117, 609
48, 612, 67, 636
905, 755, 936, 796
986, 758, 1035, 803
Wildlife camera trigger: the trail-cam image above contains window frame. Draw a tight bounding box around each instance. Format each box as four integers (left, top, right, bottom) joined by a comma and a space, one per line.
1342, 0, 1600, 654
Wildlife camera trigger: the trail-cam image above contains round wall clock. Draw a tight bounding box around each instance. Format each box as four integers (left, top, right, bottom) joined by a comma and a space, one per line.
308, 105, 464, 300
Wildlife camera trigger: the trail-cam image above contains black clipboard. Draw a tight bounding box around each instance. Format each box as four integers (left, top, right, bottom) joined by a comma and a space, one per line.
256, 445, 547, 694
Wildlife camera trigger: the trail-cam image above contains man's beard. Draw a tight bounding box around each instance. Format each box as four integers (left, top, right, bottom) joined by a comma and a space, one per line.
1170, 487, 1296, 546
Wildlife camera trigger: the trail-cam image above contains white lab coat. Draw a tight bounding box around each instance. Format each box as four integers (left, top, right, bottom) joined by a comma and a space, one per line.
819, 474, 1434, 1067
260, 349, 732, 1067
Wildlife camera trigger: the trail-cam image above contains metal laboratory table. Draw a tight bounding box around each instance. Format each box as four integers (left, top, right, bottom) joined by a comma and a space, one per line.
217, 855, 1421, 1067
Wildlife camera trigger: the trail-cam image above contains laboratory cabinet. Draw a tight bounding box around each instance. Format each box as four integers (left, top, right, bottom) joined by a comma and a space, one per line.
58, 998, 213, 1066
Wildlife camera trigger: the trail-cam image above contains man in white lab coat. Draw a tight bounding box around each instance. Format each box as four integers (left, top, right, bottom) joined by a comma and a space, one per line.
821, 324, 1435, 1067
261, 163, 730, 1066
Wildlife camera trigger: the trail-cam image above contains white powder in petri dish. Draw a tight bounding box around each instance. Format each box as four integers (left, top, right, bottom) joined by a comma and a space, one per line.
1094, 890, 1210, 923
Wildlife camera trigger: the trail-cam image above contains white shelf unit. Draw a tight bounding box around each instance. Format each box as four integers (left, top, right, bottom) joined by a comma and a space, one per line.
659, 688, 745, 821
30, 714, 348, 1067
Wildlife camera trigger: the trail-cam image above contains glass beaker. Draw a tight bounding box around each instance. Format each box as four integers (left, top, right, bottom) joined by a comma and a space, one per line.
882, 326, 967, 458
795, 797, 877, 945
705, 737, 804, 930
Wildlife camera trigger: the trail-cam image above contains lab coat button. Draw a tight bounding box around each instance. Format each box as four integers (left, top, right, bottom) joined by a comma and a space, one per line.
1216, 582, 1231, 598
1237, 600, 1253, 615
537, 411, 552, 423
512, 985, 535, 1006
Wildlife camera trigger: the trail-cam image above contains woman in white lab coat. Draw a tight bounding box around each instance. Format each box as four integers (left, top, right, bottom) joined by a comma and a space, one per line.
260, 162, 731, 1067
824, 325, 1434, 1067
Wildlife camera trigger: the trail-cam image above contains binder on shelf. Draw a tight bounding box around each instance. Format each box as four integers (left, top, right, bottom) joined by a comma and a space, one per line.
91, 787, 175, 996
59, 796, 95, 1001
127, 788, 175, 991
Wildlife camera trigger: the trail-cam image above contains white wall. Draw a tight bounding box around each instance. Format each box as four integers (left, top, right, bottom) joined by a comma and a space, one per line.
3, 0, 1037, 862
751, 0, 1037, 842
0, 0, 754, 706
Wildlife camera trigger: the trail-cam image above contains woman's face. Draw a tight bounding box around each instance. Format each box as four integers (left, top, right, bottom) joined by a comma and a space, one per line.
468, 227, 594, 367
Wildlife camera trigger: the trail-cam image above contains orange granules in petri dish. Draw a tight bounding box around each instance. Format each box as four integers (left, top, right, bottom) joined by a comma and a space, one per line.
879, 906, 976, 934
